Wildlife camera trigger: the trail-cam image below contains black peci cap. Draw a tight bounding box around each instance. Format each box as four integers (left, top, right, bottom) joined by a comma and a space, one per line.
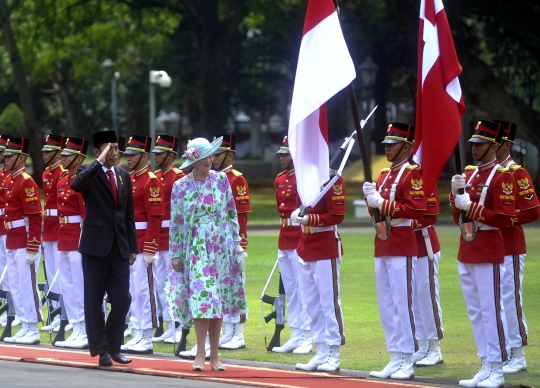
92, 130, 118, 148
117, 136, 126, 153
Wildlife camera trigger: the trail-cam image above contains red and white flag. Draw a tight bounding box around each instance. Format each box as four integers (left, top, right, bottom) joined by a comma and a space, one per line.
414, 0, 466, 193
288, 0, 355, 206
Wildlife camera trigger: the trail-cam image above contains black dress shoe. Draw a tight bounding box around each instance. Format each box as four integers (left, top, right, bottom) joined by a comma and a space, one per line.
110, 353, 132, 364
99, 353, 113, 367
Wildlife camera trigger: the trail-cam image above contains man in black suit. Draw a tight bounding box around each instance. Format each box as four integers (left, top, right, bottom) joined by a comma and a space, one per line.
71, 131, 137, 366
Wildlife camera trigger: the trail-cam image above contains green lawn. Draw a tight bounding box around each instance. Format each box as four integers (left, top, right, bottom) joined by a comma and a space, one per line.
33, 228, 540, 386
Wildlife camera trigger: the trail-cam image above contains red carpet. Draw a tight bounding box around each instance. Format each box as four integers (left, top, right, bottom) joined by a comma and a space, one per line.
0, 344, 431, 388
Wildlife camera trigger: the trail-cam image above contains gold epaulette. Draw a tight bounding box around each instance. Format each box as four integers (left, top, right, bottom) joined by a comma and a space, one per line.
276, 170, 286, 177
406, 165, 419, 170
231, 169, 243, 177
497, 166, 509, 173
172, 167, 183, 175
154, 169, 161, 174
510, 164, 522, 171
465, 165, 478, 171
148, 171, 157, 179
381, 168, 391, 173
22, 172, 32, 180
60, 165, 67, 173
44, 166, 50, 171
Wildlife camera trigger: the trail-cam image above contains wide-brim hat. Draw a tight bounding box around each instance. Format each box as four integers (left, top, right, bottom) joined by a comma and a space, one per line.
469, 120, 503, 144
180, 137, 223, 169
382, 123, 415, 145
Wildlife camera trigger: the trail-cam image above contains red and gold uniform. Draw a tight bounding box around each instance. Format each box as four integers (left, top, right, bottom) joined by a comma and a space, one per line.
155, 165, 184, 251
0, 168, 10, 238
275, 169, 301, 250
296, 175, 346, 354
43, 160, 67, 242
222, 165, 251, 250
57, 173, 86, 251
274, 168, 310, 340
0, 164, 11, 292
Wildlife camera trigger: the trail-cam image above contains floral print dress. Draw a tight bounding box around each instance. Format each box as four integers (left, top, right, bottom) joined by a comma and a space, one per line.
164, 170, 247, 324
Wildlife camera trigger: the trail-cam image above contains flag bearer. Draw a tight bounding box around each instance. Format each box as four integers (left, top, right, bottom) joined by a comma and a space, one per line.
54, 137, 89, 349
151, 135, 185, 344
451, 121, 514, 388
493, 120, 540, 374
292, 166, 346, 372
40, 134, 67, 331
271, 136, 312, 354
364, 123, 426, 380
2, 138, 43, 344
121, 135, 164, 354
212, 134, 251, 349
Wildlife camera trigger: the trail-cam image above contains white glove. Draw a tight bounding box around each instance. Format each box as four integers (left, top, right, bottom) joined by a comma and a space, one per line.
366, 191, 384, 209
451, 174, 466, 197
235, 244, 246, 274
455, 193, 472, 211
296, 214, 309, 225
26, 252, 38, 265
363, 181, 377, 197
144, 254, 157, 267
290, 208, 301, 222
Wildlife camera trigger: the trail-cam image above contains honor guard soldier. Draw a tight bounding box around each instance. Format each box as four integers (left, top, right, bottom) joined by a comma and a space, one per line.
212, 134, 251, 349
150, 135, 186, 344
271, 136, 312, 354
117, 136, 126, 169
2, 138, 43, 344
121, 135, 164, 354
493, 120, 540, 374
0, 135, 13, 330
451, 121, 515, 388
54, 137, 89, 349
292, 165, 346, 372
41, 134, 67, 331
364, 123, 426, 380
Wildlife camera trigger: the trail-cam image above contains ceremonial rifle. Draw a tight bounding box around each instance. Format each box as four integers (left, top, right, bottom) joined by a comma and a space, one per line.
454, 143, 477, 241
260, 259, 286, 351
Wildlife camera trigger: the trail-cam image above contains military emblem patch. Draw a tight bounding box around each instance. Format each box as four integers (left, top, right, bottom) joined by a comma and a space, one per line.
237, 185, 247, 196
517, 178, 530, 190
150, 187, 160, 197
25, 187, 35, 197
502, 182, 513, 195
333, 184, 343, 195
411, 178, 423, 190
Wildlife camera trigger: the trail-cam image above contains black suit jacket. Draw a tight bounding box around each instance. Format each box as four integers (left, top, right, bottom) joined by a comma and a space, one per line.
71, 160, 138, 259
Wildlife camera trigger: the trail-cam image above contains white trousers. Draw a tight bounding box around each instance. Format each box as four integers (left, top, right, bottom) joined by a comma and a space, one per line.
375, 256, 417, 354
154, 250, 171, 322
58, 250, 85, 323
501, 254, 528, 349
0, 234, 8, 290
128, 253, 158, 330
277, 249, 310, 330
298, 257, 344, 346
6, 248, 42, 323
458, 262, 509, 362
43, 241, 61, 307
413, 252, 444, 341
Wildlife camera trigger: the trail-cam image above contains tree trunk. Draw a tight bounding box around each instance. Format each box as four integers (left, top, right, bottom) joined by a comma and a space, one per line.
0, 0, 44, 182
51, 69, 77, 136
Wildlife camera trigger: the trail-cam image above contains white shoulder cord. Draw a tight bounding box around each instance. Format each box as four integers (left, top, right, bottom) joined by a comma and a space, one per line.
466, 164, 500, 206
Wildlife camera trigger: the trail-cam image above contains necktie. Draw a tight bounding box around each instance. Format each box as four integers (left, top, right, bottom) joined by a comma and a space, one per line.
106, 169, 119, 205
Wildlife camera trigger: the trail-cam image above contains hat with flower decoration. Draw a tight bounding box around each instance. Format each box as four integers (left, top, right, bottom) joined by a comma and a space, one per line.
180, 137, 223, 169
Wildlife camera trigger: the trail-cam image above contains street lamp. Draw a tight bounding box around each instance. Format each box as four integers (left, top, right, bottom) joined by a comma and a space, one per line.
101, 59, 120, 132
357, 56, 379, 171
149, 70, 172, 151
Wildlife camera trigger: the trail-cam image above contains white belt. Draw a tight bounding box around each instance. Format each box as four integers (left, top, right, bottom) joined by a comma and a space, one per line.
44, 209, 58, 216
390, 218, 412, 227
4, 219, 25, 230
280, 217, 299, 227
161, 220, 170, 228
60, 215, 81, 224
478, 223, 498, 231
301, 225, 335, 234
0, 208, 4, 216
135, 222, 148, 230
414, 225, 431, 232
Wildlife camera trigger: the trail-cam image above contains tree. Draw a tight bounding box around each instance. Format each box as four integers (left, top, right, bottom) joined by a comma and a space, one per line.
0, 103, 26, 136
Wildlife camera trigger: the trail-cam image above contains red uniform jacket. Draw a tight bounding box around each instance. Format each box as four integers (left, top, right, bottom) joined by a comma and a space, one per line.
450, 160, 515, 264
371, 162, 426, 257
155, 164, 184, 251
4, 168, 42, 253
0, 168, 11, 236
413, 187, 441, 258
42, 160, 67, 242
296, 176, 346, 261
499, 157, 540, 255
275, 169, 300, 251
131, 166, 164, 255
57, 173, 86, 252
223, 165, 251, 249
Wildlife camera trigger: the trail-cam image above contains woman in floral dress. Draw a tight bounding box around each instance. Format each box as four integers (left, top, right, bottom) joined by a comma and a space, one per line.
165, 137, 247, 371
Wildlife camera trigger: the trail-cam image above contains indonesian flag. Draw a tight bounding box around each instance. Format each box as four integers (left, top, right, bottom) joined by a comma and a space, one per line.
414, 0, 466, 194
288, 0, 355, 206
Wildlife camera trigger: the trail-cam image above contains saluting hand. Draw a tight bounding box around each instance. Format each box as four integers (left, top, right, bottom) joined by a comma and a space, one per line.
98, 142, 111, 164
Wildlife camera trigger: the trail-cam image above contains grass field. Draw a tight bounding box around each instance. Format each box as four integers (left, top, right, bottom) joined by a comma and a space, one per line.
32, 228, 540, 386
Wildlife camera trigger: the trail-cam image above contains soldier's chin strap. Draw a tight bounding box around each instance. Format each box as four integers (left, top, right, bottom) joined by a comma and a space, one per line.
134, 153, 145, 171
478, 142, 494, 162
63, 154, 78, 170
45, 150, 60, 166
389, 143, 407, 163
216, 151, 229, 171
156, 152, 173, 170
285, 159, 293, 171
